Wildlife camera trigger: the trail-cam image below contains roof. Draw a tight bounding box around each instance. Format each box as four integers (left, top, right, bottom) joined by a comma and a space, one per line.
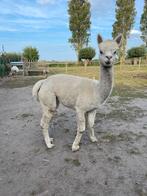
10, 62, 24, 65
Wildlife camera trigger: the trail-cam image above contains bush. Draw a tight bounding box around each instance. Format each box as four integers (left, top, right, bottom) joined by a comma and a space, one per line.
0, 64, 6, 77
48, 63, 76, 67
127, 46, 146, 58
91, 59, 99, 66
79, 47, 96, 61
6, 53, 21, 62
0, 53, 10, 77
48, 63, 65, 67
0, 53, 21, 63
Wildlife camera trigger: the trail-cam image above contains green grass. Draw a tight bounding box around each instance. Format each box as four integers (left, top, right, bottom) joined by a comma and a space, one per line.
47, 64, 147, 88
1, 64, 147, 89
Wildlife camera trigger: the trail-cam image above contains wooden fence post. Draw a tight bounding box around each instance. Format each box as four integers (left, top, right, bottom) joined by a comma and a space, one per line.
65, 63, 68, 73
139, 57, 141, 69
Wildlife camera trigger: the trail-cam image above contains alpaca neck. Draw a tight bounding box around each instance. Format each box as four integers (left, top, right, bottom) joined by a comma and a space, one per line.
99, 65, 113, 104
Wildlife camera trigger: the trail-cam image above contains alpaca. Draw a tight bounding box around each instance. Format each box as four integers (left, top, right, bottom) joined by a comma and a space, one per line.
32, 34, 122, 152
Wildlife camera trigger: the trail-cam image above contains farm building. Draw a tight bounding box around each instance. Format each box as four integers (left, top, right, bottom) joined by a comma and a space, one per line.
10, 61, 24, 69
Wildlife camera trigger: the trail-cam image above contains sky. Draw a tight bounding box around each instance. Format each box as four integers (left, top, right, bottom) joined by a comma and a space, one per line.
0, 0, 145, 61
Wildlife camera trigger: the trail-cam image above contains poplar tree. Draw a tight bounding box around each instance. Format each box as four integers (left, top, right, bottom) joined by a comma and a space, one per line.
112, 0, 136, 64
140, 0, 147, 47
68, 0, 91, 60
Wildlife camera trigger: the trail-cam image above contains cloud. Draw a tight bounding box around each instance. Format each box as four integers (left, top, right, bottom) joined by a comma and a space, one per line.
0, 0, 47, 18
15, 4, 47, 18
0, 17, 67, 33
0, 0, 67, 33
0, 26, 18, 32
37, 0, 55, 5
130, 29, 141, 36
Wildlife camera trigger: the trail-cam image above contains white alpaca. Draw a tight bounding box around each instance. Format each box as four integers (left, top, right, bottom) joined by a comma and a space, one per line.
11, 66, 19, 75
32, 34, 122, 151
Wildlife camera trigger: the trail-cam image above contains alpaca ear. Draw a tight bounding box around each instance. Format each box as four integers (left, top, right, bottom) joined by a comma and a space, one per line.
114, 34, 122, 47
97, 34, 103, 44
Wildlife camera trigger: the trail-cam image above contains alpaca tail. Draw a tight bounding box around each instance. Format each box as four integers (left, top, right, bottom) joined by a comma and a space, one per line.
32, 79, 45, 101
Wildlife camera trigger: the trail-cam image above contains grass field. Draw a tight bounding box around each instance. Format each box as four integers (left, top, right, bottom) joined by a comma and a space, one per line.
47, 64, 147, 88
1, 64, 147, 90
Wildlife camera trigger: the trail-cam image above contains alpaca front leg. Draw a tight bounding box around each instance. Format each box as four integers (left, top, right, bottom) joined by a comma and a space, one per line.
41, 111, 55, 149
87, 110, 97, 142
72, 110, 86, 152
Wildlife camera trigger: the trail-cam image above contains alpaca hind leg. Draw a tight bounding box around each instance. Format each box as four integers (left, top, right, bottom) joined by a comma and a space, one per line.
87, 110, 97, 142
72, 109, 86, 152
40, 113, 46, 128
41, 105, 55, 148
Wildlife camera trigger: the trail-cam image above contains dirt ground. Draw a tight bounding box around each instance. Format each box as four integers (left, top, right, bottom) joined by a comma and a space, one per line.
0, 77, 147, 196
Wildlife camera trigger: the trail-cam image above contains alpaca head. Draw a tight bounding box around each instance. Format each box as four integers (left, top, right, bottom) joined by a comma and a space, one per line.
97, 34, 122, 68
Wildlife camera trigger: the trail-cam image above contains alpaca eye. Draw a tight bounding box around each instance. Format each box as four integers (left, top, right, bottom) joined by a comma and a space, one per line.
113, 51, 117, 55
100, 50, 103, 55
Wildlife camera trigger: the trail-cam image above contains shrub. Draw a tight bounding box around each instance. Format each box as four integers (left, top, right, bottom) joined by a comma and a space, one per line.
48, 64, 65, 67
48, 63, 76, 67
79, 47, 96, 61
127, 46, 146, 58
0, 53, 10, 77
0, 64, 5, 77
91, 59, 99, 66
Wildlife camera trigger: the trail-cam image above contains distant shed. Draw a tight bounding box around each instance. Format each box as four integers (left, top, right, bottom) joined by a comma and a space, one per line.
10, 62, 24, 69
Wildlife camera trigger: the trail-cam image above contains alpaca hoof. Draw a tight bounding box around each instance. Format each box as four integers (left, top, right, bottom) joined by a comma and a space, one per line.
46, 143, 55, 149
72, 145, 80, 152
50, 138, 54, 143
40, 122, 44, 128
90, 136, 98, 143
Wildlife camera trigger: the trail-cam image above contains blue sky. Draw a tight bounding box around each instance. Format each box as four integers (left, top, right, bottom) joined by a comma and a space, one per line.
0, 0, 145, 61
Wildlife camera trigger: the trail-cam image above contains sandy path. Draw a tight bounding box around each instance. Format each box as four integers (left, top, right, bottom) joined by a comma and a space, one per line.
0, 85, 147, 196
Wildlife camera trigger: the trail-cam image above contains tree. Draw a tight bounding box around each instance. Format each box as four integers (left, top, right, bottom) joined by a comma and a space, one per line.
68, 0, 91, 60
140, 0, 147, 47
6, 53, 21, 63
0, 53, 21, 63
112, 0, 136, 64
23, 47, 39, 67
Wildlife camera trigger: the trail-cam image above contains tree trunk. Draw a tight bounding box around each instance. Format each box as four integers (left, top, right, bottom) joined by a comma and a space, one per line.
120, 37, 126, 65
145, 45, 147, 63
84, 59, 89, 71
76, 42, 83, 64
